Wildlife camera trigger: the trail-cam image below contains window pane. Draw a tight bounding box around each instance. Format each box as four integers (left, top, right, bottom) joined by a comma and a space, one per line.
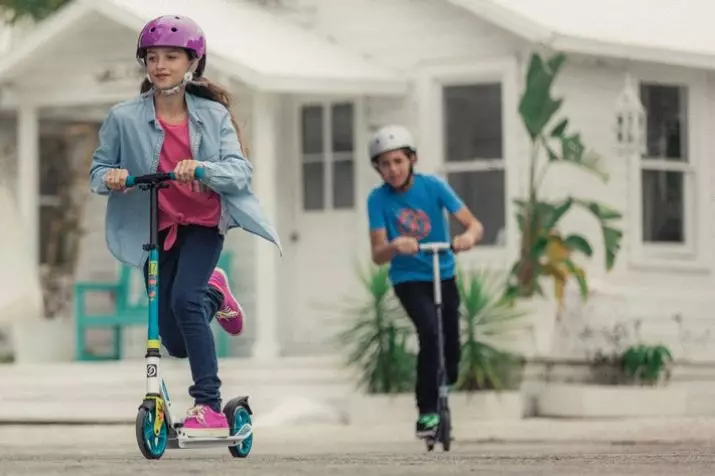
640, 84, 687, 161
447, 170, 505, 245
642, 170, 684, 243
301, 106, 323, 155
302, 162, 324, 211
332, 103, 353, 152
444, 84, 502, 162
332, 159, 354, 209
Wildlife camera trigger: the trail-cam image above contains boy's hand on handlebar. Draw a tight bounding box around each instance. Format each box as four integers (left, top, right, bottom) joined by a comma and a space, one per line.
452, 233, 476, 253
391, 236, 419, 255
104, 169, 129, 191
174, 159, 202, 183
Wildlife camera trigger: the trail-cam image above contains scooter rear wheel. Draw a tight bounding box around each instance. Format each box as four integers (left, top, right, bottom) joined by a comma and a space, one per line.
135, 406, 168, 460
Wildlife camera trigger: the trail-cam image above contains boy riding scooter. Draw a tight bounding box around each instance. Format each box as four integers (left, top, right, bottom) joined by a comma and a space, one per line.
366, 125, 484, 438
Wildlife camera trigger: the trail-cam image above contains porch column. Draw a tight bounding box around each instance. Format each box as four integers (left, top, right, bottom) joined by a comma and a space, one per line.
251, 91, 280, 360
17, 103, 39, 267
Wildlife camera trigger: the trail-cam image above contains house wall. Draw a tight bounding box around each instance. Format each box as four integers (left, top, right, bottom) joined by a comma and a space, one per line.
272, 0, 528, 252
6, 0, 715, 361
271, 0, 715, 361
266, 0, 531, 355
544, 58, 715, 362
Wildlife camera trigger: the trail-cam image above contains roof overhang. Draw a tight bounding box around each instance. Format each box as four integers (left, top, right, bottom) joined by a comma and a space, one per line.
446, 0, 715, 72
0, 0, 408, 96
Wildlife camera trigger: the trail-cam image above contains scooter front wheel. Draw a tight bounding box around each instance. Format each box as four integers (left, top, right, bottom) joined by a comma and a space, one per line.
439, 408, 451, 452
224, 397, 253, 458
135, 406, 168, 460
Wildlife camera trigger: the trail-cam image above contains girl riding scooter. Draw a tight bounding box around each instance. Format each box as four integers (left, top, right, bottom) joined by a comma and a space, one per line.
89, 15, 281, 437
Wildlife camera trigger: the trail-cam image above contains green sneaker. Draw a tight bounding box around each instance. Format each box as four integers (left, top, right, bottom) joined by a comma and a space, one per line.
416, 413, 440, 437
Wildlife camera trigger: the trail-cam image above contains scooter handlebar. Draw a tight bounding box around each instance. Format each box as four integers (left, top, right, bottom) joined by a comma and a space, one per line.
419, 242, 453, 253
125, 166, 205, 188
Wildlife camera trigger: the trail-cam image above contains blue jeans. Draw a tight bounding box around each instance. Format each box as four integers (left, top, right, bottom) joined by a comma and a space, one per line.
143, 225, 224, 412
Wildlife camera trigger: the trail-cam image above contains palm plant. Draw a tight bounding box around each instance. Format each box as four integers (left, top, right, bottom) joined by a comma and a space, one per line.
334, 262, 416, 394
454, 268, 528, 392
505, 51, 623, 310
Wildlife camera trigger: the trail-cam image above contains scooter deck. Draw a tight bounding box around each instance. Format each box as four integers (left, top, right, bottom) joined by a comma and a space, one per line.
167, 424, 252, 449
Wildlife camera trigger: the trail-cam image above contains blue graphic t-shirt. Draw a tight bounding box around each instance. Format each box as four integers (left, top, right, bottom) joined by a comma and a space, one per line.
367, 173, 465, 284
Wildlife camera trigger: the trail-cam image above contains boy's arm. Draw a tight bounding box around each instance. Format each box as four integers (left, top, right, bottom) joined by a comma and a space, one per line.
368, 192, 391, 264
370, 229, 396, 265
452, 206, 484, 251
432, 176, 484, 250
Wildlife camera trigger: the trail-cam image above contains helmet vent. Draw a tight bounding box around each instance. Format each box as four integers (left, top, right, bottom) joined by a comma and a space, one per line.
171, 27, 178, 32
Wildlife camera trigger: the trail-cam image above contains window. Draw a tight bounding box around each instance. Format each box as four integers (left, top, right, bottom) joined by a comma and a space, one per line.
442, 83, 505, 245
639, 83, 690, 244
300, 102, 355, 211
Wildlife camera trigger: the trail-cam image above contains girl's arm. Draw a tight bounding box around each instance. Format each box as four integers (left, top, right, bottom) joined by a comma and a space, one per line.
198, 112, 253, 195
89, 110, 121, 195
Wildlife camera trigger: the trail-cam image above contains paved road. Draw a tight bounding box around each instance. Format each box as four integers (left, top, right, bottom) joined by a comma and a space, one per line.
0, 424, 713, 475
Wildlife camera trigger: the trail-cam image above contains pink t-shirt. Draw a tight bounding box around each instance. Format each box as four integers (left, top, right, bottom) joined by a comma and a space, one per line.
157, 117, 221, 251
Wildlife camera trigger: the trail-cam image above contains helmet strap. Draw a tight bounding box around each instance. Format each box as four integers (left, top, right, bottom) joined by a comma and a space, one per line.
393, 164, 414, 192
145, 59, 201, 96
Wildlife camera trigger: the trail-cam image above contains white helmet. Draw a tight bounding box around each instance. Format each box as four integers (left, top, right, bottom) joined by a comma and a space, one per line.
368, 125, 416, 162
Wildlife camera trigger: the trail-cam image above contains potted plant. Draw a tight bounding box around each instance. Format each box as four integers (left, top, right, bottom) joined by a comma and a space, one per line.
537, 318, 686, 417
504, 51, 624, 357
621, 343, 674, 386
334, 261, 423, 425
335, 262, 416, 394
452, 267, 528, 420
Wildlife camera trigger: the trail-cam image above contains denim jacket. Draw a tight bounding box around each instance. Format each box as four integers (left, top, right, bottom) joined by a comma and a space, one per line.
89, 90, 283, 268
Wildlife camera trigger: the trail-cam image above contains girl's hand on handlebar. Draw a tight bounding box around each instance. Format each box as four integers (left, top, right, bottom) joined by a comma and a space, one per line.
104, 169, 129, 191
452, 233, 475, 253
391, 236, 419, 255
174, 159, 202, 183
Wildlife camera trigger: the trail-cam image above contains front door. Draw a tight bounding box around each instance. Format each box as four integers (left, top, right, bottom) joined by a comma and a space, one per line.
283, 99, 362, 354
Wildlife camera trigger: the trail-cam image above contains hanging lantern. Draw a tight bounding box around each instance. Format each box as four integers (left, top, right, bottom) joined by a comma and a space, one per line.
615, 73, 647, 156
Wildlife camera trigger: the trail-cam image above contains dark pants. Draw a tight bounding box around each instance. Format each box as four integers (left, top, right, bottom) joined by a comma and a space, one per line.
394, 278, 461, 415
143, 225, 224, 412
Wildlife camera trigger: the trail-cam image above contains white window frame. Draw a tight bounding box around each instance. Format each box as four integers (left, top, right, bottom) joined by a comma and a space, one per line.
294, 97, 359, 214
628, 67, 710, 272
416, 58, 520, 268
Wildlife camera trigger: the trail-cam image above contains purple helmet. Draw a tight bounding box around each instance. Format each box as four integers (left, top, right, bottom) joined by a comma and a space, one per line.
136, 15, 206, 62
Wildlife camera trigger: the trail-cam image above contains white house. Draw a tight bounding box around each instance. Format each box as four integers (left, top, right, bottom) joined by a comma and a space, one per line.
2, 0, 715, 362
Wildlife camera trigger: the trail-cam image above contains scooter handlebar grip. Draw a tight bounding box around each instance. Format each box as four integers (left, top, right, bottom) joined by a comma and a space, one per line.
124, 167, 204, 188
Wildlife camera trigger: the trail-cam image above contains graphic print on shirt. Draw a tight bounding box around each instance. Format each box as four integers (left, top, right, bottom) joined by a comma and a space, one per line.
397, 208, 431, 240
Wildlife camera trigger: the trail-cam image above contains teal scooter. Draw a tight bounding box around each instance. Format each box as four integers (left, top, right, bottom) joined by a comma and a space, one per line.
124, 168, 253, 460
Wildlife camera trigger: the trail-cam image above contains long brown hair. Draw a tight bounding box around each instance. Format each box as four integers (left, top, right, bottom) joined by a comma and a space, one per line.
140, 56, 248, 157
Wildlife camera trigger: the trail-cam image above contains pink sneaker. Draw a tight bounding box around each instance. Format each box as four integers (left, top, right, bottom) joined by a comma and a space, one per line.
183, 404, 229, 437
208, 267, 244, 336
